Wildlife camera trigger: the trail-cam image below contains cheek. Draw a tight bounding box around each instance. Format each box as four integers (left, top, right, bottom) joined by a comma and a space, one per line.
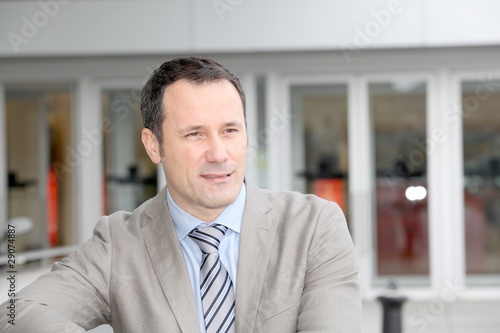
228, 143, 247, 168
183, 146, 207, 169
237, 140, 248, 157
162, 145, 187, 172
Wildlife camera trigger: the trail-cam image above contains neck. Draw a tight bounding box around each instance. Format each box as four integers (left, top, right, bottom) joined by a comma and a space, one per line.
167, 190, 227, 222
188, 207, 226, 223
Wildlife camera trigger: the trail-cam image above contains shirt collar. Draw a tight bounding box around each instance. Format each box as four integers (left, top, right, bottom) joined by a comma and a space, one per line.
167, 183, 246, 241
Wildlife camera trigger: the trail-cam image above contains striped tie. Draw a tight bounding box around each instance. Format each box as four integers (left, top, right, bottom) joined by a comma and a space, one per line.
189, 224, 236, 333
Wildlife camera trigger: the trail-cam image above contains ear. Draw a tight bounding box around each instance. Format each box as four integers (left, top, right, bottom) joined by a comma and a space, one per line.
141, 128, 161, 164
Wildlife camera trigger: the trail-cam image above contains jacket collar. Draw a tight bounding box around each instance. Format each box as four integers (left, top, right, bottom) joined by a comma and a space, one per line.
235, 180, 278, 332
141, 186, 201, 333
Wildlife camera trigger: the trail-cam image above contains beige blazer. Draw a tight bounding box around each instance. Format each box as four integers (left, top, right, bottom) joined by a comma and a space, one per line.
1, 181, 361, 332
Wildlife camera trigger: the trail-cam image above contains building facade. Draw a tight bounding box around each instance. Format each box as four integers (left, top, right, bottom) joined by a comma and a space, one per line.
1, 0, 499, 303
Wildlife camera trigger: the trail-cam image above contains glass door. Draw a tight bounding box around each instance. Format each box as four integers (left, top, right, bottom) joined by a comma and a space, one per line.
101, 88, 158, 214
369, 80, 429, 285
290, 84, 349, 221
462, 79, 500, 285
4, 87, 73, 252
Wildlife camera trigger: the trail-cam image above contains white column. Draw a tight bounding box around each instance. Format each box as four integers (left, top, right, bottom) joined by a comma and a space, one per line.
0, 84, 7, 229
266, 73, 292, 191
443, 70, 466, 288
427, 71, 448, 294
427, 73, 442, 294
349, 76, 373, 298
74, 78, 103, 244
428, 69, 465, 295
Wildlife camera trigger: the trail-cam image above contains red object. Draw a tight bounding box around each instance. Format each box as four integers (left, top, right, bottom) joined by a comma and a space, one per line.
47, 167, 59, 246
313, 178, 345, 212
376, 181, 429, 275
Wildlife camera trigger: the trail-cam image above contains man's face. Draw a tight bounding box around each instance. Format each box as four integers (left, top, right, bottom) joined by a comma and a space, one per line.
158, 79, 247, 221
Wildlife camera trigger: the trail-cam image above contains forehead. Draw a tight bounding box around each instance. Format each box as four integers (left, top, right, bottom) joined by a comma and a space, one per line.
162, 79, 242, 115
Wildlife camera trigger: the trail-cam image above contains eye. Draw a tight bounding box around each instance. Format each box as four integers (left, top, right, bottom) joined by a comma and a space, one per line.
224, 128, 237, 134
186, 132, 200, 137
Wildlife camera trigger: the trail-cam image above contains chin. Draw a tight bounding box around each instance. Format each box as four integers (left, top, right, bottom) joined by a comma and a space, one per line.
204, 192, 239, 208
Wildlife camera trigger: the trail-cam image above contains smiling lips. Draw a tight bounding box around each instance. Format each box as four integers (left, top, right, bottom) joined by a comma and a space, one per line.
201, 173, 232, 181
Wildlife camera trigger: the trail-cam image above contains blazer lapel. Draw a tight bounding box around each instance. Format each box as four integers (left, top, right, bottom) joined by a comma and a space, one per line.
141, 187, 200, 333
235, 181, 279, 332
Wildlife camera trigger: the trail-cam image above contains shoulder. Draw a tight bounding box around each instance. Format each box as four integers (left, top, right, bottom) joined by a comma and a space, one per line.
259, 187, 343, 219
262, 188, 355, 267
247, 186, 348, 245
100, 191, 163, 238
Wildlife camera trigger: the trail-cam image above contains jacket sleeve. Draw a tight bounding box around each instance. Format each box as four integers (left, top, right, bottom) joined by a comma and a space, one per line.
0, 216, 112, 332
297, 202, 362, 332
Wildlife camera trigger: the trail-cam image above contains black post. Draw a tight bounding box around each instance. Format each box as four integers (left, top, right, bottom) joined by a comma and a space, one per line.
377, 295, 407, 333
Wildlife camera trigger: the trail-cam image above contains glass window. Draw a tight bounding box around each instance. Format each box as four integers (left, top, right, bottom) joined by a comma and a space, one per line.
462, 80, 500, 284
370, 81, 429, 283
290, 84, 349, 220
5, 87, 74, 251
101, 89, 157, 214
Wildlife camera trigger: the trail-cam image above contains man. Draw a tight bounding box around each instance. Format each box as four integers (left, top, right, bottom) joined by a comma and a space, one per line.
1, 57, 361, 332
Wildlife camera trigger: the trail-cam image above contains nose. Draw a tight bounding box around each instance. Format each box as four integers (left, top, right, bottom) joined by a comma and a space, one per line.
205, 136, 229, 164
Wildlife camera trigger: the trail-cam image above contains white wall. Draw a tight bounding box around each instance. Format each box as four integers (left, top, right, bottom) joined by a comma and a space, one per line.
0, 0, 191, 56
1, 0, 499, 57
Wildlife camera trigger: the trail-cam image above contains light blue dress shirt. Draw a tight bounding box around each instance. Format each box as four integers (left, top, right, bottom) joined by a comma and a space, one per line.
167, 183, 246, 333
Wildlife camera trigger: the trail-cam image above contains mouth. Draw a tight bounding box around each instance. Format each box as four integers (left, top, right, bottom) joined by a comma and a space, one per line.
201, 173, 231, 179
200, 173, 232, 182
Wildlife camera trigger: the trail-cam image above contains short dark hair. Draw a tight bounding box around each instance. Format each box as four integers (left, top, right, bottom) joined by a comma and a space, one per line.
140, 57, 246, 149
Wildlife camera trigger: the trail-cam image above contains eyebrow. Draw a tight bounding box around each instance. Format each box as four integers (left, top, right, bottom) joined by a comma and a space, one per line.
222, 121, 244, 128
180, 125, 204, 133
179, 121, 244, 134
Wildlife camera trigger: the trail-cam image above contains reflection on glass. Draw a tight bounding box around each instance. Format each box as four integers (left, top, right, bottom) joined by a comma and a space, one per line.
370, 81, 429, 279
291, 85, 349, 219
102, 89, 157, 214
6, 88, 73, 251
462, 80, 500, 281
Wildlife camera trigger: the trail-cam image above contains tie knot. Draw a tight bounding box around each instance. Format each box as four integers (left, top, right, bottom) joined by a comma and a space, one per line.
189, 224, 228, 254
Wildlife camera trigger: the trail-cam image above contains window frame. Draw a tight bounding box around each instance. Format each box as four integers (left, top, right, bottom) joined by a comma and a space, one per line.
453, 69, 500, 294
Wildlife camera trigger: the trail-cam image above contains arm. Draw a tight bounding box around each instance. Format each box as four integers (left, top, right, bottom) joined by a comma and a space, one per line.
0, 216, 112, 332
297, 202, 361, 332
